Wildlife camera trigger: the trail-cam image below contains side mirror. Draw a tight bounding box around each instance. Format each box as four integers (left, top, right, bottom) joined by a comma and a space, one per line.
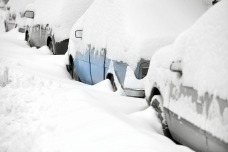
24, 11, 34, 19
75, 30, 83, 39
170, 60, 182, 74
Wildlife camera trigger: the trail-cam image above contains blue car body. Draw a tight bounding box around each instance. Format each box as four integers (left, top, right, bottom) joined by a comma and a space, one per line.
69, 44, 149, 97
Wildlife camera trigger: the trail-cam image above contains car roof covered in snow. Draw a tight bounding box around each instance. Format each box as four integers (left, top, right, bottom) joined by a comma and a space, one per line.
69, 0, 208, 69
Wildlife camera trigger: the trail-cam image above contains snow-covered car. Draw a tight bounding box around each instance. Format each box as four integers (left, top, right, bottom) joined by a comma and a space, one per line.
4, 6, 15, 32
4, 0, 34, 32
0, 0, 6, 9
24, 0, 94, 55
66, 0, 208, 97
145, 1, 228, 151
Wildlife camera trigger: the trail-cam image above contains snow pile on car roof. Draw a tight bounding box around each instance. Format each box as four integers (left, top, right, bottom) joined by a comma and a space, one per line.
172, 0, 228, 100
26, 0, 94, 42
69, 0, 207, 69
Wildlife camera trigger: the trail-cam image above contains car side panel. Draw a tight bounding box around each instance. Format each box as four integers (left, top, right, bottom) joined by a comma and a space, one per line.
90, 48, 106, 84
39, 25, 48, 47
105, 59, 127, 88
168, 83, 228, 152
29, 25, 41, 47
4, 20, 15, 32
165, 108, 208, 152
74, 50, 92, 85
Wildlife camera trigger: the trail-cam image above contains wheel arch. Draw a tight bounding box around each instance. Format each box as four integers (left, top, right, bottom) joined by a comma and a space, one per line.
25, 30, 29, 41
106, 73, 114, 80
47, 36, 52, 46
69, 54, 74, 67
106, 73, 118, 91
148, 86, 162, 105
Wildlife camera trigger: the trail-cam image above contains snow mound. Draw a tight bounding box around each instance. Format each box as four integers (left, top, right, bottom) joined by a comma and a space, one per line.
92, 79, 114, 93
37, 46, 53, 55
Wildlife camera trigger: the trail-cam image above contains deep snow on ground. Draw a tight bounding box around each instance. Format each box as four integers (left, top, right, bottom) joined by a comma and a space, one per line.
0, 12, 193, 152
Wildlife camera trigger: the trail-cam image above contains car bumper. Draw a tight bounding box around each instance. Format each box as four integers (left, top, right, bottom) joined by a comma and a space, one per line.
124, 88, 145, 98
18, 27, 25, 33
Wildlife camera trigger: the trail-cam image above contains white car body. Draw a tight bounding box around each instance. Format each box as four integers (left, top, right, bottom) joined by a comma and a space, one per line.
145, 1, 228, 151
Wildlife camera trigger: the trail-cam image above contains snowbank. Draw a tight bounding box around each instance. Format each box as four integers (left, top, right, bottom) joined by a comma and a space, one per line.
26, 0, 94, 42
69, 0, 207, 69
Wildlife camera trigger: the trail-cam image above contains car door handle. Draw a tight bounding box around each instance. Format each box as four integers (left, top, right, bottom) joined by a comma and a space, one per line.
170, 60, 182, 75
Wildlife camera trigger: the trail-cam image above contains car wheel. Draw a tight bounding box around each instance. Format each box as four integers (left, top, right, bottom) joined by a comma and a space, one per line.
72, 68, 80, 81
25, 32, 29, 41
48, 40, 54, 54
150, 95, 172, 138
69, 56, 80, 81
107, 74, 117, 92
4, 21, 8, 32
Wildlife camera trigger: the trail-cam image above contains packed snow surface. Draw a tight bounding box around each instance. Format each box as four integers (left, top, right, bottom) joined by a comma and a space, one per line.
0, 17, 193, 152
25, 0, 94, 42
145, 0, 228, 143
69, 0, 207, 69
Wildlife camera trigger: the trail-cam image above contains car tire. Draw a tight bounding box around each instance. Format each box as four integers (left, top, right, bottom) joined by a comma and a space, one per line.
25, 32, 29, 41
48, 40, 55, 54
72, 66, 80, 81
150, 95, 172, 138
69, 56, 80, 81
4, 21, 8, 32
107, 74, 117, 92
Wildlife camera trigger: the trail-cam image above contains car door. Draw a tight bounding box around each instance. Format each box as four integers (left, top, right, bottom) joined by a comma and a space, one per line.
89, 48, 106, 84
39, 24, 49, 47
74, 44, 93, 85
29, 24, 41, 47
167, 60, 208, 152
